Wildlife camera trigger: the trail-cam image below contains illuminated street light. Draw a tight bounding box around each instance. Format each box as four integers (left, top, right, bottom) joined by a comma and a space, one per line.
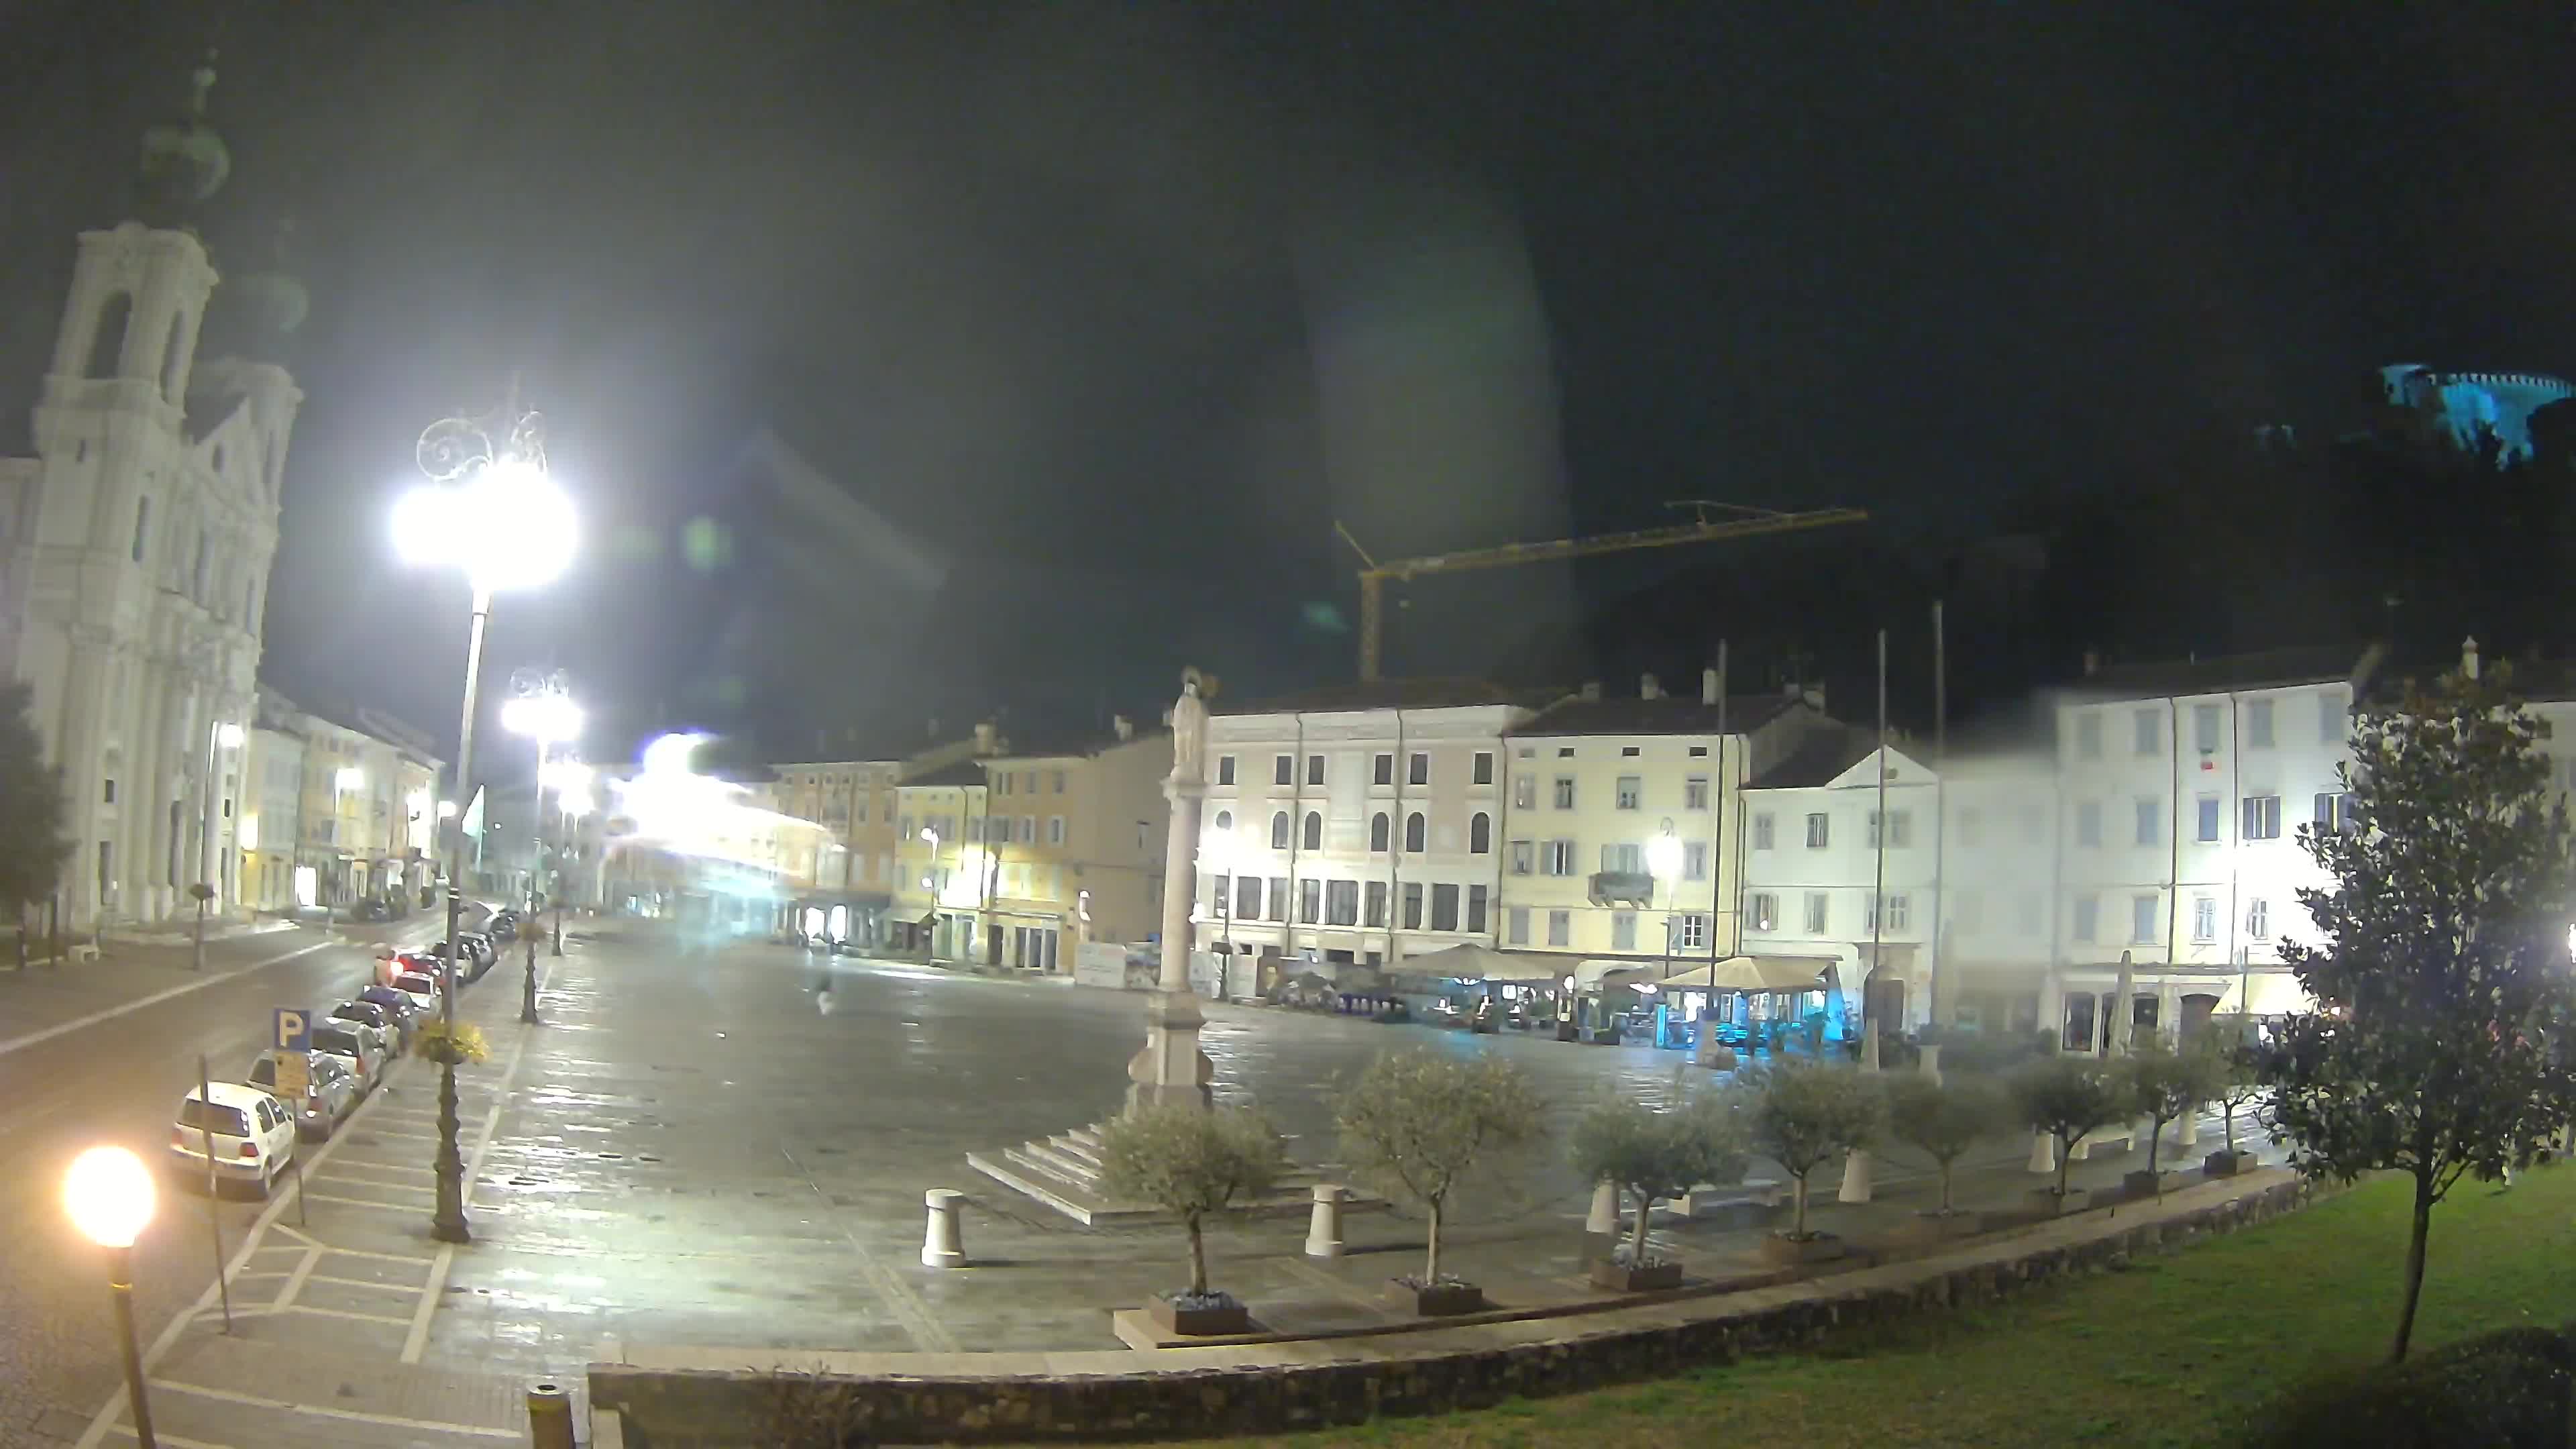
437, 798, 460, 820
506, 669, 582, 989
333, 765, 365, 792
395, 394, 576, 1247
214, 722, 244, 749
64, 1146, 158, 1449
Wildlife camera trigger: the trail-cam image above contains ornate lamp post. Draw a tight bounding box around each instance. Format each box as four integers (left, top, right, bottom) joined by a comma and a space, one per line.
504, 670, 582, 1011
393, 398, 576, 1245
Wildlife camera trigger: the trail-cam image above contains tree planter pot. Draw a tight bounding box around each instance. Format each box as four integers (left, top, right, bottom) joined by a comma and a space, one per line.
1589, 1028, 1624, 1046
1760, 1231, 1847, 1266
2122, 1169, 2178, 1199
2203, 1148, 2249, 1177
1387, 1277, 1485, 1316
1146, 1292, 1251, 1337
1589, 1258, 1683, 1293
2026, 1186, 2091, 1216
1900, 1209, 1985, 1243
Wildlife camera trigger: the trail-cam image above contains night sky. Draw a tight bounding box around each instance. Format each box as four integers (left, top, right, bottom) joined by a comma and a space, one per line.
7, 4, 2575, 771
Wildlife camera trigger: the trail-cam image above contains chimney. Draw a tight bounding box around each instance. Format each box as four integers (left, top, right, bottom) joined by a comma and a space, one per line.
1701, 667, 1720, 705
1641, 672, 1662, 700
2463, 635, 2481, 680
2082, 649, 2100, 677
1579, 681, 1602, 702
1112, 714, 1134, 741
973, 720, 997, 753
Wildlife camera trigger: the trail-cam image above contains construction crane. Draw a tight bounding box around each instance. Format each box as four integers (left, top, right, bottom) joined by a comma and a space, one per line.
1336, 500, 1869, 681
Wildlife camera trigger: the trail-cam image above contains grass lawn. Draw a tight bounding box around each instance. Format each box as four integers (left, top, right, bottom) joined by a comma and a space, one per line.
1198, 1166, 2576, 1449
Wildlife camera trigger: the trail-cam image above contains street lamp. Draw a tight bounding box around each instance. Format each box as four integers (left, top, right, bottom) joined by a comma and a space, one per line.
64, 1146, 158, 1449
394, 396, 576, 1246
1646, 823, 1684, 1026
504, 672, 583, 989
537, 757, 592, 958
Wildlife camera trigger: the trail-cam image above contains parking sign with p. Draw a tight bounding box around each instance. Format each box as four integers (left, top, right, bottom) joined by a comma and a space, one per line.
273, 1007, 309, 1053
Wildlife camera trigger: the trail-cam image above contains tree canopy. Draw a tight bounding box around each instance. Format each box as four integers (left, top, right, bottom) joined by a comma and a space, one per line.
0, 682, 69, 914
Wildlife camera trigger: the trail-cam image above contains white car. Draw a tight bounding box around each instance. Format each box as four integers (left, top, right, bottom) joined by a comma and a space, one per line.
389, 970, 441, 1016
169, 1081, 298, 1197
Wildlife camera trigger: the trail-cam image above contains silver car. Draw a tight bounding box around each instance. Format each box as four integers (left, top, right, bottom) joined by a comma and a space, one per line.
306, 1022, 389, 1095
247, 1052, 359, 1138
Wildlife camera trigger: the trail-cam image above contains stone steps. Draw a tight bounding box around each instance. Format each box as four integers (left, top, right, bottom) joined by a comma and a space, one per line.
970, 1120, 1383, 1227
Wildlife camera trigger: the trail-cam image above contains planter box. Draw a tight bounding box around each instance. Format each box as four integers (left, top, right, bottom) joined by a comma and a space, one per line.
2122, 1169, 2178, 1199
1387, 1279, 1486, 1316
2026, 1187, 2091, 1217
1589, 1028, 1624, 1046
1898, 1210, 1986, 1243
1760, 1231, 1848, 1266
1588, 1258, 1683, 1293
1146, 1293, 1251, 1337
2203, 1149, 2250, 1177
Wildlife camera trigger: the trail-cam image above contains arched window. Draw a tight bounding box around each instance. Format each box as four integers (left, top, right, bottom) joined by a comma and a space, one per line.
1405, 812, 1426, 853
1470, 812, 1492, 854
1302, 811, 1322, 851
1371, 812, 1391, 852
87, 294, 131, 379
1271, 812, 1290, 849
160, 311, 187, 402
1214, 810, 1232, 833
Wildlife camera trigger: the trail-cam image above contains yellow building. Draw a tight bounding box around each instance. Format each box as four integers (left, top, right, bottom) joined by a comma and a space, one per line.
761, 733, 984, 946
238, 687, 443, 914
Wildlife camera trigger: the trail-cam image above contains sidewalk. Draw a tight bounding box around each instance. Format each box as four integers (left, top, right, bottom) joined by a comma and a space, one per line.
0, 916, 436, 1055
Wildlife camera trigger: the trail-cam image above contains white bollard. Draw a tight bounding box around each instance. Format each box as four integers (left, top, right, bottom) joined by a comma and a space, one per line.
2027, 1129, 2057, 1175
1586, 1180, 1619, 1236
921, 1188, 967, 1269
2177, 1108, 2199, 1149
1837, 1146, 1873, 1203
1304, 1183, 1347, 1258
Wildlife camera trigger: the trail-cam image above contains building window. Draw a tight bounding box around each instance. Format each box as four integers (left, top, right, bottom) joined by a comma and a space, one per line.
2072, 895, 2098, 943
1553, 776, 1575, 809
1271, 812, 1290, 849
131, 495, 151, 563
1271, 755, 1293, 786
1682, 841, 1707, 881
1374, 753, 1394, 786
1547, 909, 1570, 947
1506, 906, 1530, 945
1469, 812, 1492, 853
998, 773, 1013, 796
102, 778, 116, 804
1217, 755, 1236, 785
1557, 746, 1574, 758
2131, 894, 2159, 944
1051, 770, 1066, 793
1864, 892, 1911, 932
1405, 812, 1426, 853
2192, 896, 2217, 942
1299, 878, 1322, 924
1509, 839, 1533, 875
2321, 689, 2347, 743
1611, 911, 1637, 951
2076, 800, 2102, 848
1238, 876, 1263, 920
1754, 812, 1775, 849
1403, 882, 1424, 929
1615, 775, 1642, 810
1307, 754, 1326, 786
1019, 815, 1036, 843
1371, 812, 1391, 851
1466, 884, 1488, 934
1621, 746, 1640, 757
1512, 774, 1536, 810
2194, 703, 2221, 753
1867, 810, 1912, 848
1268, 877, 1289, 922
1430, 883, 1459, 931
2243, 794, 2282, 840
2313, 792, 2357, 832
2135, 798, 2160, 847
1805, 892, 1829, 934
1472, 751, 1494, 786
1805, 812, 1829, 849
1684, 775, 1710, 810
2247, 897, 2270, 938
1326, 879, 1358, 926
1303, 811, 1323, 851
2196, 796, 2220, 843
2075, 711, 2102, 760
2246, 700, 2275, 748
1364, 880, 1387, 927
1600, 841, 1644, 874
1676, 914, 1709, 949
1542, 839, 1575, 875
1047, 816, 1066, 845
1750, 892, 1778, 931
1210, 872, 1231, 916
1409, 753, 1430, 786
2135, 708, 2160, 755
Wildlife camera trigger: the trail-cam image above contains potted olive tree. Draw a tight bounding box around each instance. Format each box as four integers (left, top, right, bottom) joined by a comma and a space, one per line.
2125, 1045, 2220, 1199
1750, 1060, 1884, 1264
1099, 1102, 1285, 1336
1336, 1049, 1544, 1316
2204, 1026, 2266, 1177
1572, 1088, 1749, 1292
1886, 1073, 2005, 1238
2011, 1056, 2135, 1215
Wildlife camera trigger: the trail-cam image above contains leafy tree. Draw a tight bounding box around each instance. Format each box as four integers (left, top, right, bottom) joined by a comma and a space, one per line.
2129, 1045, 2222, 1189
2012, 1056, 2135, 1204
1099, 1104, 1285, 1300
2260, 663, 2576, 1361
1748, 1061, 1884, 1239
1336, 1049, 1544, 1285
1886, 1074, 2006, 1215
1570, 1089, 1750, 1269
2202, 1015, 2268, 1160
0, 682, 70, 932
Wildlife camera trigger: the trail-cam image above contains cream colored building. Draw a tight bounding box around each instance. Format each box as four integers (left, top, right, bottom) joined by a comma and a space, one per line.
237, 688, 443, 913
761, 732, 985, 945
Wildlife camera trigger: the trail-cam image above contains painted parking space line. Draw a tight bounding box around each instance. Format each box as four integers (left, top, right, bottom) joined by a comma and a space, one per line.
105, 1426, 237, 1449
144, 1379, 521, 1441
0, 941, 331, 1058
278, 1303, 413, 1327
325, 1157, 437, 1175
303, 1191, 423, 1212
310, 1272, 421, 1295
403, 1245, 456, 1364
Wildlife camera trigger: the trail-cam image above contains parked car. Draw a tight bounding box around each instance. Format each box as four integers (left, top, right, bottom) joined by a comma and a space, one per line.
455, 932, 496, 977
330, 999, 407, 1055
168, 1081, 297, 1197
388, 970, 442, 1015
246, 1051, 360, 1138
357, 983, 423, 1040
486, 910, 521, 940
307, 1021, 389, 1095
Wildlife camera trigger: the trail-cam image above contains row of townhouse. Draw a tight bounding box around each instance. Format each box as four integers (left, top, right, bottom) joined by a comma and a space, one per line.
1189, 640, 2550, 1053
235, 684, 444, 914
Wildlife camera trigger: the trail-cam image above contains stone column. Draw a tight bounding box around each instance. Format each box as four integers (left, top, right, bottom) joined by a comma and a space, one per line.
1127, 674, 1214, 1112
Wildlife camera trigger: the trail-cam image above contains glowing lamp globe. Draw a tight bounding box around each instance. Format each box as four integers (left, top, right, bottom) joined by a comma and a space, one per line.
393, 453, 577, 596
64, 1146, 155, 1248
1645, 835, 1683, 879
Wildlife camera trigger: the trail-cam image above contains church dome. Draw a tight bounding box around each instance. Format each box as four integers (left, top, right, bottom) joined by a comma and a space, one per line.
136, 53, 230, 229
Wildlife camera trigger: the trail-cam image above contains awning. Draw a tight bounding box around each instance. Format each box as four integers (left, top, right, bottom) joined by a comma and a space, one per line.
1575, 959, 1665, 993
1653, 955, 1833, 992
1386, 943, 1562, 983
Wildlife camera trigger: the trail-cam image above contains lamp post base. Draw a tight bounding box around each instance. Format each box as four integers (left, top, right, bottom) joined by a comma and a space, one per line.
430, 1059, 472, 1244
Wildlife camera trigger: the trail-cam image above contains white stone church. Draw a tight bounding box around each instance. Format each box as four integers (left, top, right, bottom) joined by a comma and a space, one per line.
0, 57, 304, 930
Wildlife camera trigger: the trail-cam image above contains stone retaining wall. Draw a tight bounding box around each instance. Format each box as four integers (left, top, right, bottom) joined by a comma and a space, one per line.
591, 1173, 2309, 1446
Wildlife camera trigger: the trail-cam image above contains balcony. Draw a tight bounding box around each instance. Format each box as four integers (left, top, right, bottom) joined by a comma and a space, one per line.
1589, 871, 1655, 906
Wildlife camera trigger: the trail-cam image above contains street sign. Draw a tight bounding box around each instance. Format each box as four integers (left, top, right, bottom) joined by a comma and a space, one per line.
273, 1007, 309, 1053
272, 1049, 309, 1099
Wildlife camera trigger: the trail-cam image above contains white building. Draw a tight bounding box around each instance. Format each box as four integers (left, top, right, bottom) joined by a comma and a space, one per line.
1930, 749, 2061, 1038
1739, 724, 1938, 1030
0, 63, 302, 928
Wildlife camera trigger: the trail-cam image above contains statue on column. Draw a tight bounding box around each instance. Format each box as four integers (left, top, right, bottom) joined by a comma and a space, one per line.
1130, 667, 1216, 1111
1170, 668, 1208, 787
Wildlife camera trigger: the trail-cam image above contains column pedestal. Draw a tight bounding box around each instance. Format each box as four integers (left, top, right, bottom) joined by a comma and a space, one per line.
1126, 988, 1214, 1112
